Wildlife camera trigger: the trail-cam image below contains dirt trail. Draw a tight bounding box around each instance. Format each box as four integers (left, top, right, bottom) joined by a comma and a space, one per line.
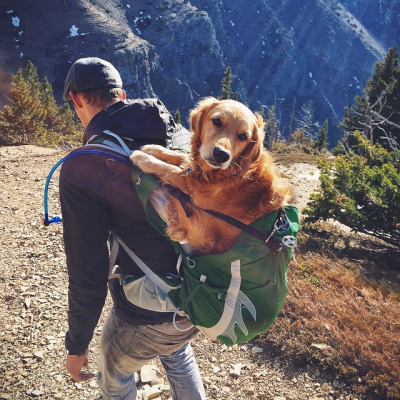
0, 146, 358, 400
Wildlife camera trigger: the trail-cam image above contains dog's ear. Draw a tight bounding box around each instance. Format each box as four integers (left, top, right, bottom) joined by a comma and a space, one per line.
239, 114, 265, 172
255, 112, 266, 142
190, 97, 220, 152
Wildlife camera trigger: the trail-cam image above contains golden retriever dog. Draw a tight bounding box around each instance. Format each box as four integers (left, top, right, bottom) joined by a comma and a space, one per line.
130, 97, 290, 254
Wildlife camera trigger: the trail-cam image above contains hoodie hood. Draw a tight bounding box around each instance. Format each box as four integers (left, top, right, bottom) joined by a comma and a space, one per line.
83, 98, 178, 148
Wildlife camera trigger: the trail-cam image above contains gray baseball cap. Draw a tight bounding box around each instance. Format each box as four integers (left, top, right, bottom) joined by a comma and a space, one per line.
63, 57, 123, 101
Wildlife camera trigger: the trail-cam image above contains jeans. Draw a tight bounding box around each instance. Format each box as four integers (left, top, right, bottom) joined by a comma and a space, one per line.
98, 307, 206, 400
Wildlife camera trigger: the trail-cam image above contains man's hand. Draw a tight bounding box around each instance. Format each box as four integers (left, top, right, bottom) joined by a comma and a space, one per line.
66, 348, 96, 382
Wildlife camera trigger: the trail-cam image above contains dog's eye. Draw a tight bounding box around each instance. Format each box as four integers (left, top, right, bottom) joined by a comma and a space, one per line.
237, 133, 248, 141
212, 118, 222, 127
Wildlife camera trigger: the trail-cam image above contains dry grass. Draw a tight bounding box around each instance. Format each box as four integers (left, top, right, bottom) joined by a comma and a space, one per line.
261, 224, 400, 399
272, 151, 320, 166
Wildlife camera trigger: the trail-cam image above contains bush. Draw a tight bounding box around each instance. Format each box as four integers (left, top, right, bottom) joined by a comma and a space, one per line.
303, 131, 400, 246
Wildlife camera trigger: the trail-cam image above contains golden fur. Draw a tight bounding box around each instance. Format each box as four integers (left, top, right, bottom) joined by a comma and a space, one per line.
130, 97, 290, 254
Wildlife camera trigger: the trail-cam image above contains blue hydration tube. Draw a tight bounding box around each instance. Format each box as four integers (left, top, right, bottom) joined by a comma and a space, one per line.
43, 149, 131, 226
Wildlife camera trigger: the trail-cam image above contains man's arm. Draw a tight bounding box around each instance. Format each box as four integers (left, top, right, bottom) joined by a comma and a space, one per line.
59, 160, 110, 378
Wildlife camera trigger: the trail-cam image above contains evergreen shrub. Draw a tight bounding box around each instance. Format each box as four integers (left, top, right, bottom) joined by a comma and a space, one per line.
304, 131, 400, 246
0, 61, 81, 147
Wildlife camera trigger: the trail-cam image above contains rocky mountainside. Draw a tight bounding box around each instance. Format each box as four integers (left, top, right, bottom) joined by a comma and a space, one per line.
0, 0, 398, 145
341, 0, 400, 46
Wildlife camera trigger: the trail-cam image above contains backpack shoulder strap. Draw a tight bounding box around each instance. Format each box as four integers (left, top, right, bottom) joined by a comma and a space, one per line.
85, 130, 132, 156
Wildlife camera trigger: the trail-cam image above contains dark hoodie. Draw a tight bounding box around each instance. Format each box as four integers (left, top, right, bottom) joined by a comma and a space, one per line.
59, 99, 189, 355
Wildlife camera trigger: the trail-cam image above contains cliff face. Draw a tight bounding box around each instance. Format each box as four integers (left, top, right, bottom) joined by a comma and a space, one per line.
341, 0, 400, 46
0, 0, 398, 144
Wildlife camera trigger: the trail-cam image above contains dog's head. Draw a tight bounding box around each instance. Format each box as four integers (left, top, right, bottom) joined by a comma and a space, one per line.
189, 97, 265, 174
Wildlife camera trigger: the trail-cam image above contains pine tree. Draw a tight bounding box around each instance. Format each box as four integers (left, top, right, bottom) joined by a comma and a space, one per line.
37, 76, 62, 145
264, 105, 280, 150
174, 109, 181, 125
288, 96, 296, 142
257, 107, 267, 148
315, 119, 329, 151
58, 103, 82, 147
40, 77, 81, 146
219, 67, 233, 100
339, 46, 400, 150
297, 100, 316, 140
0, 62, 45, 144
0, 61, 81, 146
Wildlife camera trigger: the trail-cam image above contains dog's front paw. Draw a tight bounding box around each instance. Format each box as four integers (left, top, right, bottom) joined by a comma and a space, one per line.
130, 150, 147, 168
140, 144, 165, 156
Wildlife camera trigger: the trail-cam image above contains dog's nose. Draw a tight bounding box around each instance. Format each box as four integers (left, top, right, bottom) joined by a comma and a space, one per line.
213, 147, 230, 164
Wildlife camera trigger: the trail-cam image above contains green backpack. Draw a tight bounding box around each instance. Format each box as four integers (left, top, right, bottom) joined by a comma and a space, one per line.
111, 167, 300, 346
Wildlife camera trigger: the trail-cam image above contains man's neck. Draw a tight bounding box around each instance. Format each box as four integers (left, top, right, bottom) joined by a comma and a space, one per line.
82, 100, 125, 144
81, 103, 108, 128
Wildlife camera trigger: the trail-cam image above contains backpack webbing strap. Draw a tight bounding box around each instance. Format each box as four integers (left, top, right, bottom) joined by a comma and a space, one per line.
178, 275, 207, 311
108, 233, 178, 294
202, 208, 285, 254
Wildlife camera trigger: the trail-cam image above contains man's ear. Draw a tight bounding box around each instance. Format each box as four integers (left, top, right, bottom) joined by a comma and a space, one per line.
69, 92, 84, 109
121, 90, 126, 100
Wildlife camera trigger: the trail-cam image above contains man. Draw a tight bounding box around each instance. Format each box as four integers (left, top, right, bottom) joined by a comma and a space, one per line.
60, 57, 206, 400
